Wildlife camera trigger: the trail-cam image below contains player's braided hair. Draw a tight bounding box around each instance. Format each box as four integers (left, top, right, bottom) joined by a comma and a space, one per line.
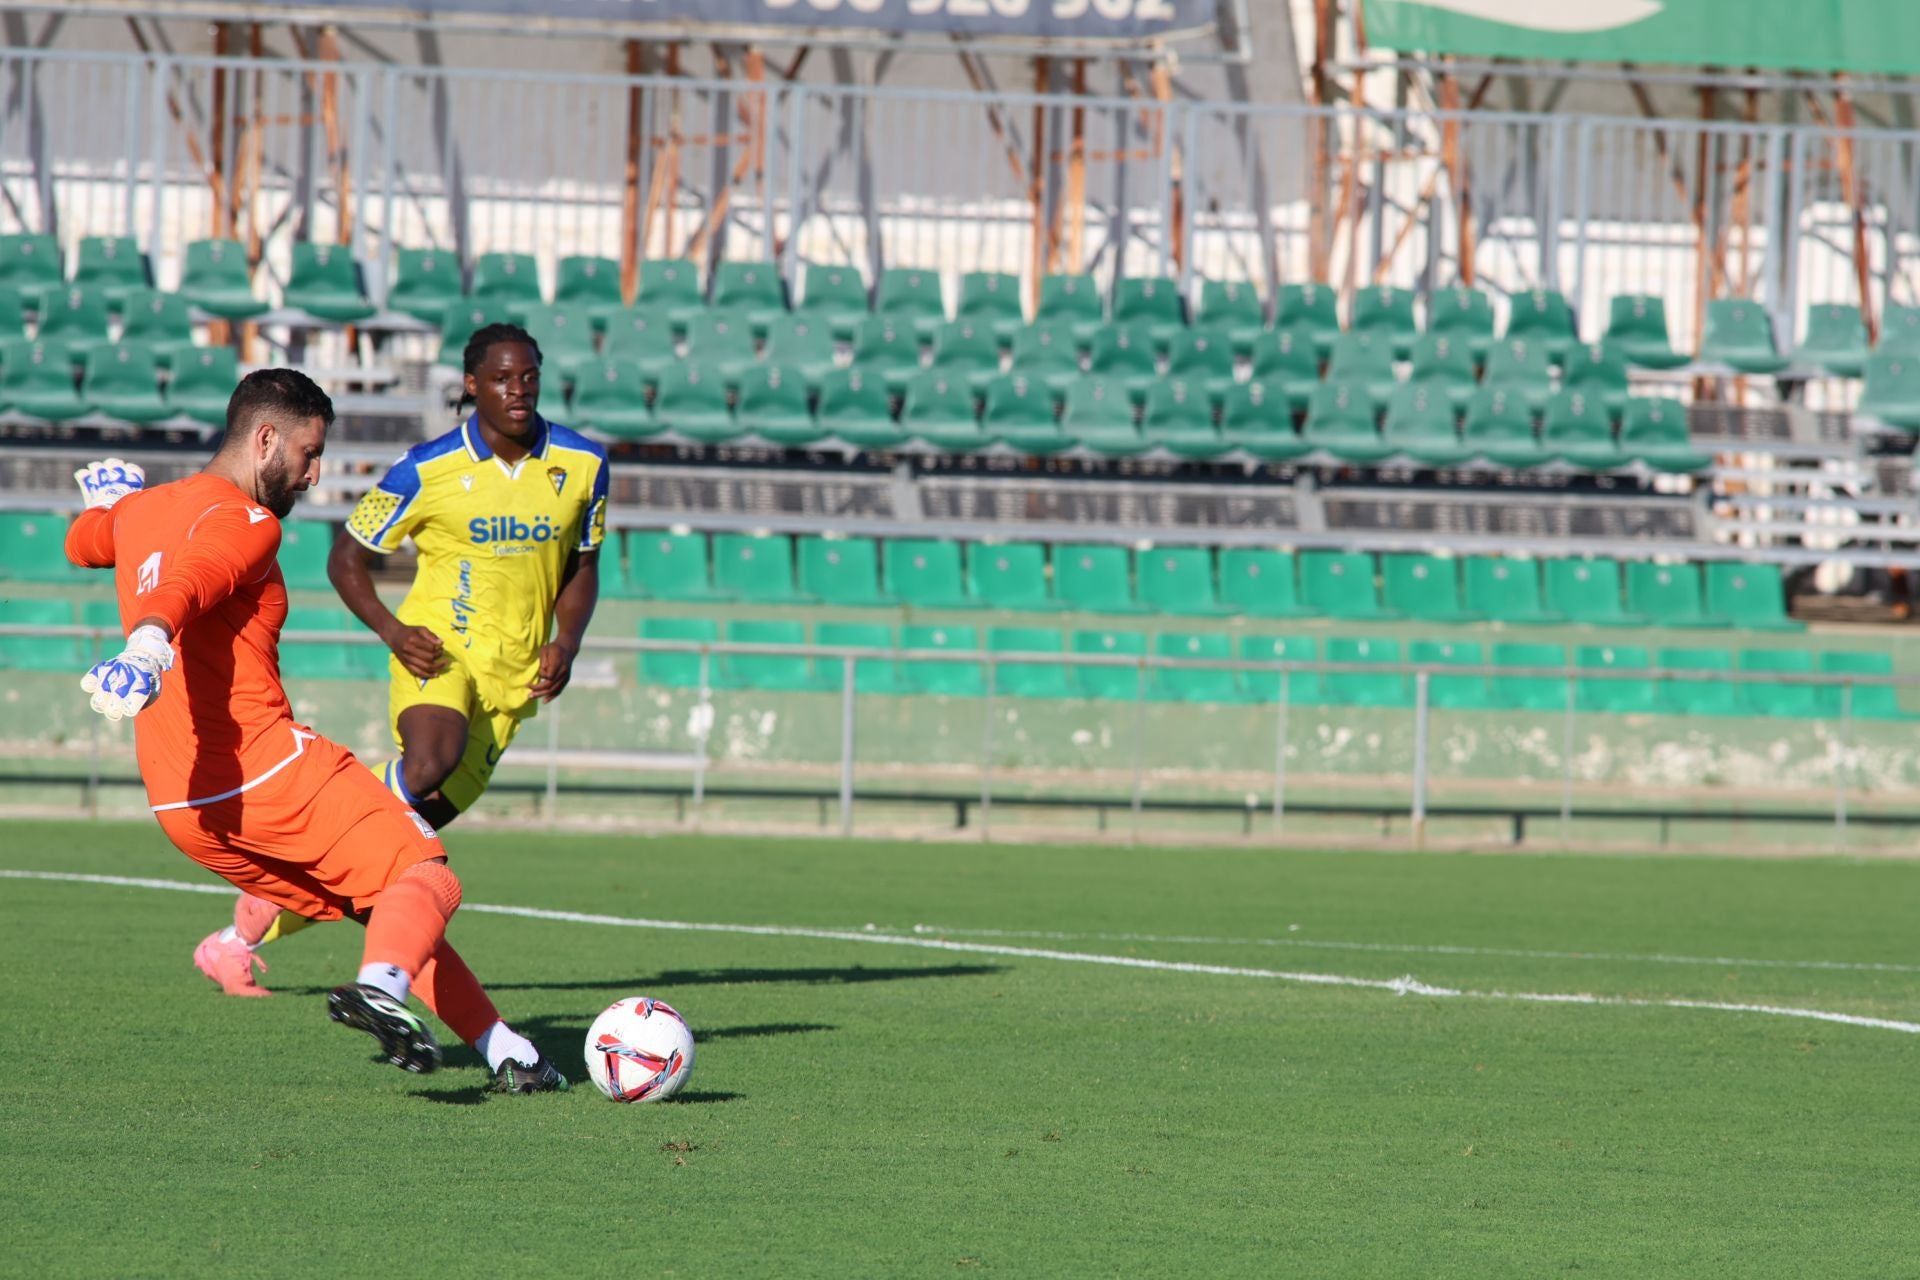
456, 322, 543, 417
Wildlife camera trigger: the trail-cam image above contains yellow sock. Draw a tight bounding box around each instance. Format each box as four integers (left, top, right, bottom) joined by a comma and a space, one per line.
259, 911, 321, 946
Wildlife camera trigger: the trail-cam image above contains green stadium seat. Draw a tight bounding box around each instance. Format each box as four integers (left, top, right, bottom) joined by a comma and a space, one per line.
1738, 649, 1821, 718
1219, 548, 1314, 618
1407, 333, 1478, 408
470, 251, 542, 314
82, 342, 167, 423
0, 233, 61, 315
682, 314, 757, 383
1324, 331, 1398, 409
0, 599, 79, 671
570, 358, 658, 439
1149, 632, 1243, 704
1880, 305, 1920, 355
1561, 342, 1630, 416
967, 541, 1058, 611
385, 247, 465, 323
1112, 275, 1187, 350
1705, 563, 1800, 631
1574, 644, 1657, 714
797, 535, 891, 607
518, 304, 599, 380
1481, 337, 1554, 412
986, 627, 1073, 698
1383, 383, 1469, 465
1140, 380, 1223, 459
900, 372, 986, 453
1817, 651, 1905, 720
1349, 284, 1418, 357
116, 289, 198, 367
434, 301, 495, 370
875, 268, 946, 340
601, 307, 683, 384
1502, 289, 1579, 365
1619, 398, 1710, 472
817, 622, 902, 695
712, 533, 804, 603
1195, 280, 1266, 353
1462, 387, 1544, 468
852, 316, 925, 394
79, 599, 122, 660
1463, 557, 1558, 624
762, 316, 840, 391
1491, 642, 1568, 712
1299, 550, 1394, 619
817, 367, 905, 450
276, 520, 335, 591
1605, 294, 1689, 369
1053, 542, 1144, 614
628, 530, 725, 601
981, 374, 1069, 456
1541, 390, 1624, 470
1218, 380, 1309, 461
0, 510, 82, 582
899, 624, 984, 696
1070, 627, 1148, 700
1658, 647, 1740, 717
1163, 331, 1238, 396
649, 361, 734, 444
735, 363, 822, 447
1381, 553, 1477, 622
638, 259, 705, 330
795, 265, 869, 341
1, 338, 87, 420
710, 261, 788, 336
163, 345, 240, 428
1062, 378, 1144, 457
1324, 637, 1409, 708
1543, 559, 1641, 627
1425, 287, 1496, 359
1084, 327, 1158, 400
554, 255, 623, 315
883, 538, 974, 609
73, 235, 149, 306
1856, 353, 1920, 432
1409, 638, 1491, 710
1248, 327, 1322, 414
955, 271, 1024, 341
1275, 283, 1341, 359
1035, 273, 1104, 345
282, 242, 375, 323
177, 239, 265, 320
1240, 634, 1321, 705
31, 285, 111, 361
1625, 561, 1718, 628
1303, 382, 1390, 463
1792, 304, 1867, 377
720, 620, 824, 692
1700, 300, 1787, 374
930, 320, 1003, 392
281, 607, 375, 680
1009, 322, 1084, 393
1137, 546, 1230, 616
638, 617, 719, 689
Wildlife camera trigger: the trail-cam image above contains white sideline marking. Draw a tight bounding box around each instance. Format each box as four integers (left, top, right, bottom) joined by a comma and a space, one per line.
6, 868, 1918, 1036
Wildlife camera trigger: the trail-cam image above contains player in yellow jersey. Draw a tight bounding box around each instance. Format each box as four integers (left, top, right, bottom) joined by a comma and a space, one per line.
191, 323, 611, 998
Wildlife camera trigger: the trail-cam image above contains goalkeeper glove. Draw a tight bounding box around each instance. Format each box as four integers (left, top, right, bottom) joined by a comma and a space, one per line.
73, 457, 146, 511
81, 624, 175, 722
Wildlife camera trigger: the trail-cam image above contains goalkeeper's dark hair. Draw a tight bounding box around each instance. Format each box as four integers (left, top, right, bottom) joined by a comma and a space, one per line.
456, 322, 543, 416
219, 368, 335, 449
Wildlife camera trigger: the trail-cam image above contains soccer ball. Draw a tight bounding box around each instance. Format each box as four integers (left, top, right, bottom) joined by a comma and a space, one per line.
584, 997, 695, 1103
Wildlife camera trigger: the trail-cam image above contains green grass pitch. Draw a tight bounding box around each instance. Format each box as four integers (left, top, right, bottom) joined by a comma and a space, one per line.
4, 819, 1920, 1276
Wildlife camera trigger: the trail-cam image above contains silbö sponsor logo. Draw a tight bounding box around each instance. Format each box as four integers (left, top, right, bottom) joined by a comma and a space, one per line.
469, 513, 557, 558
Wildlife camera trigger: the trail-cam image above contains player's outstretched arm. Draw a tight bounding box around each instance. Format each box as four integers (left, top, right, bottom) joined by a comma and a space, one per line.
328, 533, 447, 679
64, 457, 147, 568
531, 547, 600, 703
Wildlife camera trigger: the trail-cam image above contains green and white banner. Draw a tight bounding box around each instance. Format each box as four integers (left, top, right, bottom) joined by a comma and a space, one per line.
1362, 0, 1920, 76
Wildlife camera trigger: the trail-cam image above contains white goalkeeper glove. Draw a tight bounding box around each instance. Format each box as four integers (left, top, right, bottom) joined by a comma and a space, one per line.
73, 457, 146, 510
81, 624, 175, 721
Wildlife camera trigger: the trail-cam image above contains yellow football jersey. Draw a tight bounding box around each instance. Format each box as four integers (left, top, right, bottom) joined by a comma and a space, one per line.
344, 414, 609, 709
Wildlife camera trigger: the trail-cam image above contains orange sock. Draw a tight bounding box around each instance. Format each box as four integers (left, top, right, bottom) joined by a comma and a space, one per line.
361, 861, 462, 977
412, 940, 502, 1046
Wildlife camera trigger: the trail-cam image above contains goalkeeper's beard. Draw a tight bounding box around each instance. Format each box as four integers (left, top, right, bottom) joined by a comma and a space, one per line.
256, 449, 300, 519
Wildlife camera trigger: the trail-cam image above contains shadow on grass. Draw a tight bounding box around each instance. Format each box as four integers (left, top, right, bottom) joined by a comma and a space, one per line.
487, 963, 1006, 992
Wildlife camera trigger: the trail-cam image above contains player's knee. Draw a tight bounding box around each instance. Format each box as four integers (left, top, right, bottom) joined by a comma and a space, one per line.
401, 742, 462, 798
398, 859, 462, 918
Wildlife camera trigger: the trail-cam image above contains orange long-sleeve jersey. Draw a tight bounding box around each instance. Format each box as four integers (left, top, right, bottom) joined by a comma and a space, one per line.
66, 473, 314, 811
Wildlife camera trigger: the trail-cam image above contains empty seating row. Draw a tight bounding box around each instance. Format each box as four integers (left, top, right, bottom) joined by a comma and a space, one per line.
0, 340, 236, 427
628, 617, 1903, 718
602, 531, 1797, 630
0, 512, 334, 584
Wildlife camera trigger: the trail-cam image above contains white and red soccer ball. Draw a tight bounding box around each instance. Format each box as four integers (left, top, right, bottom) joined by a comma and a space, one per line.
584, 997, 695, 1103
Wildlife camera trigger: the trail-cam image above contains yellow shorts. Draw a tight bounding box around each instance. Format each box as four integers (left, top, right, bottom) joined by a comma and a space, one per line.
386, 655, 537, 812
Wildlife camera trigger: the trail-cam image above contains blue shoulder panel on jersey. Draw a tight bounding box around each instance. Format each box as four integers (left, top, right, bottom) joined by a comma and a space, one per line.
545, 420, 609, 463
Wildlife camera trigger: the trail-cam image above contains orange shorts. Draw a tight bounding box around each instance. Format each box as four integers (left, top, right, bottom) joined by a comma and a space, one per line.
154, 733, 445, 922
